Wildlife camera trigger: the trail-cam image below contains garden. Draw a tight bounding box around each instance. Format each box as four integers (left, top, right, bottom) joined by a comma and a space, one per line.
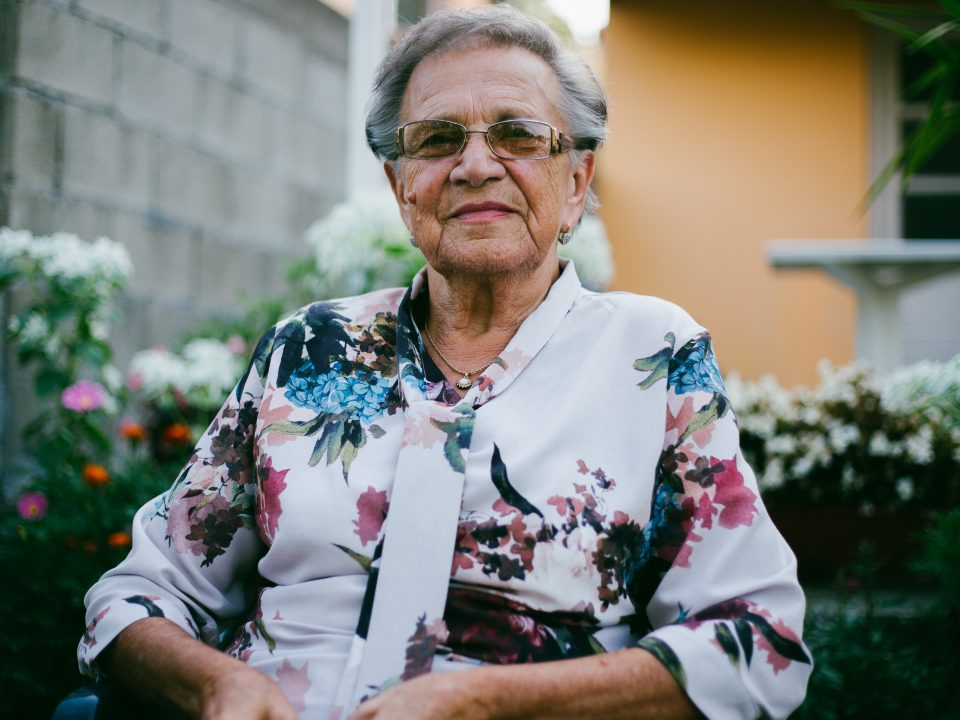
1, 196, 958, 717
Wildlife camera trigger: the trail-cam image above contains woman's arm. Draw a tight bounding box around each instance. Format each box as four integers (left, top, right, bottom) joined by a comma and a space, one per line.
350, 647, 696, 720
100, 617, 298, 720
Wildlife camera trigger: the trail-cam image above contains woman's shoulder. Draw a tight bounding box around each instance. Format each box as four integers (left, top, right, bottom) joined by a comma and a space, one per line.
273, 286, 407, 332
575, 289, 705, 342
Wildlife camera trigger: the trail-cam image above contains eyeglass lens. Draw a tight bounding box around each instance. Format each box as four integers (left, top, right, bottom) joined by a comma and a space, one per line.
401, 120, 554, 159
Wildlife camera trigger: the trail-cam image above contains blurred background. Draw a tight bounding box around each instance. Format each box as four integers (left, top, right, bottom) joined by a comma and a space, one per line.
1, 0, 958, 717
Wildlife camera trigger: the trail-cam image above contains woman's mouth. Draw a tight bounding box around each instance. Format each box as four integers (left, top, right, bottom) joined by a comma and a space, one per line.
451, 202, 514, 222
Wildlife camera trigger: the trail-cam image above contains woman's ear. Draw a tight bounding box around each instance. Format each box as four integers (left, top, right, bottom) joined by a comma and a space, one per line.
563, 151, 595, 227
384, 161, 415, 231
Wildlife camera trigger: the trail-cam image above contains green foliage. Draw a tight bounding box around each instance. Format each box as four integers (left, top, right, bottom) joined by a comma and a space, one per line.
911, 507, 960, 609
837, 1, 960, 200
793, 530, 960, 718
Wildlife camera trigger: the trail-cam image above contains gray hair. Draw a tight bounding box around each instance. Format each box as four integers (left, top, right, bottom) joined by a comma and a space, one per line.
365, 5, 608, 212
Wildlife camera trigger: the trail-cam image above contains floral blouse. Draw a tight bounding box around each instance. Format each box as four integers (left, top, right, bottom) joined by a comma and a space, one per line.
79, 261, 811, 719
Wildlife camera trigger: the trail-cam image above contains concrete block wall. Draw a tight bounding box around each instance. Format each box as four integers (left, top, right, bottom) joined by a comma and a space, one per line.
0, 0, 349, 465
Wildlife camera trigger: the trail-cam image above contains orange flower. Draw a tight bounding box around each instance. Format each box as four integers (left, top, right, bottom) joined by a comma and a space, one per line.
119, 420, 147, 442
83, 463, 110, 487
107, 531, 132, 549
163, 423, 192, 444
82, 540, 99, 554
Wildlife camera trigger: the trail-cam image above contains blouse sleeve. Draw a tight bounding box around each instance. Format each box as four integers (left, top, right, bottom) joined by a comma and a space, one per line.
77, 326, 278, 678
629, 331, 812, 720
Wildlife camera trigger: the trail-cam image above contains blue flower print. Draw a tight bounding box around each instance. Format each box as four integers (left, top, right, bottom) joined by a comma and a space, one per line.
668, 335, 726, 396
285, 361, 392, 423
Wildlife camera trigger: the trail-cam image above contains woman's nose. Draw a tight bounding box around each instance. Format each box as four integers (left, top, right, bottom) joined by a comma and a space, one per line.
449, 132, 507, 186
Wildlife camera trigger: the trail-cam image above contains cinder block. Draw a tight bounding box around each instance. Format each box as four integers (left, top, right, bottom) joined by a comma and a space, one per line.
114, 211, 201, 304
117, 40, 197, 136
150, 136, 231, 232
8, 91, 60, 191
169, 0, 236, 76
273, 111, 328, 188
6, 185, 119, 240
76, 0, 167, 43
238, 16, 302, 104
196, 235, 270, 312
302, 53, 346, 126
227, 167, 290, 247
16, 2, 114, 105
287, 185, 335, 252
61, 106, 151, 209
195, 75, 268, 167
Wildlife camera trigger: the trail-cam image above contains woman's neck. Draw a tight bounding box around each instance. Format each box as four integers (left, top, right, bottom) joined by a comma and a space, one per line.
421, 258, 561, 379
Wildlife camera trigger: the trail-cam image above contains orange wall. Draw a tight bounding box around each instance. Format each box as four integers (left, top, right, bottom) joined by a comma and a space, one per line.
599, 0, 867, 385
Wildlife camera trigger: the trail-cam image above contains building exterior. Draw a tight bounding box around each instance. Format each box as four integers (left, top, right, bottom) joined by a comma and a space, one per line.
0, 0, 350, 465
598, 0, 959, 385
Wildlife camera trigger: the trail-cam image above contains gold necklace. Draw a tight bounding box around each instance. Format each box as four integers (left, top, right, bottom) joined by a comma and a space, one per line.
422, 326, 496, 390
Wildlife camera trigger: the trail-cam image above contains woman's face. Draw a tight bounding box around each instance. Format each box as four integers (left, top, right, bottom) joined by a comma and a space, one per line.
385, 44, 594, 279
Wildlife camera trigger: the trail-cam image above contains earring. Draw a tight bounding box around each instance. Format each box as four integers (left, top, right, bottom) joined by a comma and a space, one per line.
557, 229, 572, 246
409, 236, 418, 248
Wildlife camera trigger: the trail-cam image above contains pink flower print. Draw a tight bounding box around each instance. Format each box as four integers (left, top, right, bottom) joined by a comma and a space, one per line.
275, 659, 311, 713
256, 456, 289, 544
353, 486, 389, 546
711, 456, 758, 529
16, 491, 48, 520
61, 379, 106, 412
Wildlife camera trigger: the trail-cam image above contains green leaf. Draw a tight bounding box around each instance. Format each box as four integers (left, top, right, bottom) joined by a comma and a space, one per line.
264, 416, 326, 437
35, 369, 69, 397
333, 543, 373, 572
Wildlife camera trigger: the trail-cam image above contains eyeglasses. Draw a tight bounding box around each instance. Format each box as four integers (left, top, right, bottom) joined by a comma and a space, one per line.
396, 119, 576, 160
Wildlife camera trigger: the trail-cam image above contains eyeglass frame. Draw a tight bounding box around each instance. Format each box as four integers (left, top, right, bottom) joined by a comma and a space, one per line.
395, 118, 579, 160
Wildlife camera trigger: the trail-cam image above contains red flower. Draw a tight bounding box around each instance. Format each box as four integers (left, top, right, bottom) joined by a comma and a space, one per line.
83, 463, 110, 487
163, 423, 192, 444
107, 531, 132, 549
119, 420, 147, 442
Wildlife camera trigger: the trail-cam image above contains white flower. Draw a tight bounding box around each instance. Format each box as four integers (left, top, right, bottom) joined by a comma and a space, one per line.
895, 477, 915, 501
558, 214, 614, 290
766, 434, 797, 456
129, 338, 243, 411
828, 423, 860, 454
305, 191, 412, 297
9, 312, 49, 344
759, 458, 785, 490
869, 432, 894, 457
904, 425, 934, 465
0, 227, 33, 264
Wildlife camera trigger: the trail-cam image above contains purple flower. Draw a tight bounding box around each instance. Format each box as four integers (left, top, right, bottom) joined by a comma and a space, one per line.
61, 380, 107, 412
17, 492, 48, 521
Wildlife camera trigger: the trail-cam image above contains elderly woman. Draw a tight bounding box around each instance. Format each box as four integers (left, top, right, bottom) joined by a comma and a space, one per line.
79, 7, 811, 720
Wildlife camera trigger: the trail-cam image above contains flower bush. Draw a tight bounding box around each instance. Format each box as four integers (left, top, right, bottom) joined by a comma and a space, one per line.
727, 357, 960, 514
0, 228, 173, 716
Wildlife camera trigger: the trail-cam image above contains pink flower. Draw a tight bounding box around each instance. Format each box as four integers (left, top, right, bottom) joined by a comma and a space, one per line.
61, 380, 107, 412
125, 373, 143, 392
226, 335, 247, 354
17, 492, 48, 520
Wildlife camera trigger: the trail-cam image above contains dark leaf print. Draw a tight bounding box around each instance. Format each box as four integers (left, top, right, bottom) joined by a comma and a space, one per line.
275, 321, 307, 388
304, 303, 354, 374
235, 325, 277, 402
636, 636, 687, 689
715, 622, 740, 664
401, 614, 445, 681
490, 444, 543, 518
746, 612, 811, 665
124, 595, 164, 618
334, 543, 374, 572
735, 618, 754, 667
